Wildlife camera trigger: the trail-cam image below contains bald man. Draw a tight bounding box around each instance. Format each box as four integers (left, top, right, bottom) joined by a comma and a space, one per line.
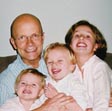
0, 13, 48, 105
0, 14, 76, 111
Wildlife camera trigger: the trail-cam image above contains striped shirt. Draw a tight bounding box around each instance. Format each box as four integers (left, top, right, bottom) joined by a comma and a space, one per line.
0, 54, 48, 106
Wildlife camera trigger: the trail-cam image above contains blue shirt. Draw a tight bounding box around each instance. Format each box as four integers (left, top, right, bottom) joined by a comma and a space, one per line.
0, 54, 48, 105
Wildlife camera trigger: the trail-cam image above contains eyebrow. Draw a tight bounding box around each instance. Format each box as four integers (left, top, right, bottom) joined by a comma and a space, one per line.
74, 30, 93, 35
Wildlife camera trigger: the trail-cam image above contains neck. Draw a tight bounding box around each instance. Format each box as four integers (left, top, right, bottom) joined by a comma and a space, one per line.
20, 98, 35, 111
22, 58, 40, 68
75, 53, 93, 68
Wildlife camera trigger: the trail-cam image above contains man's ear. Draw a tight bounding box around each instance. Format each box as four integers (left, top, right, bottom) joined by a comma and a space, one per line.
10, 37, 17, 50
41, 33, 45, 44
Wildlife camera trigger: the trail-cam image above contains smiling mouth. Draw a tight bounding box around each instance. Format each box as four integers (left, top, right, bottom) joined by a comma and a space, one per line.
52, 69, 61, 74
23, 90, 32, 94
77, 42, 87, 47
25, 47, 37, 53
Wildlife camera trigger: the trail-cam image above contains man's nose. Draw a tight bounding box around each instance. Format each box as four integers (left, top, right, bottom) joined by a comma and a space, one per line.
27, 36, 34, 44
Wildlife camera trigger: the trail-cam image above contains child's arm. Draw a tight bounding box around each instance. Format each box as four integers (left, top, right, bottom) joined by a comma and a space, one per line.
109, 97, 112, 107
86, 108, 93, 111
109, 88, 112, 107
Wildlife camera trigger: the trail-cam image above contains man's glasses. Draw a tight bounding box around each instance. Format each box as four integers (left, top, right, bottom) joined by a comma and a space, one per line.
15, 33, 43, 42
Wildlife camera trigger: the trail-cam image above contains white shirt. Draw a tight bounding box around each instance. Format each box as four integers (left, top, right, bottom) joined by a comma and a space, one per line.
108, 107, 112, 111
73, 55, 112, 111
0, 97, 43, 111
46, 73, 88, 110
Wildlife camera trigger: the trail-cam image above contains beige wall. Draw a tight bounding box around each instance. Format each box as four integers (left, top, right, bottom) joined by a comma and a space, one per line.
0, 0, 112, 56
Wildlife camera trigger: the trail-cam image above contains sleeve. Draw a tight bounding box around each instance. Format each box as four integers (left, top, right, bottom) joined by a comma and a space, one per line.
93, 63, 111, 111
0, 70, 14, 106
0, 83, 11, 106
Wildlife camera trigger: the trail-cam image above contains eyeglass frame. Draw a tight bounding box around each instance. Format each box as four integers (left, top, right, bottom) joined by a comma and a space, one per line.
14, 33, 44, 42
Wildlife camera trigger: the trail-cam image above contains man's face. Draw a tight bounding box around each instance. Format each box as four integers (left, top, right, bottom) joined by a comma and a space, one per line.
10, 16, 44, 65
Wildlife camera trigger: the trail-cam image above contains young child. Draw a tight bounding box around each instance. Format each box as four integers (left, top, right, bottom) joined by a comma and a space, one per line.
43, 42, 88, 111
65, 20, 112, 111
0, 68, 46, 111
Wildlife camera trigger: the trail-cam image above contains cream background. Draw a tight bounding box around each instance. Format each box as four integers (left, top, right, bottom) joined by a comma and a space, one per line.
0, 0, 112, 56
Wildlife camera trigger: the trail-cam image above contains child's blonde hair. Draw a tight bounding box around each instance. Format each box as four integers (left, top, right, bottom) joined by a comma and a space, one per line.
44, 42, 76, 64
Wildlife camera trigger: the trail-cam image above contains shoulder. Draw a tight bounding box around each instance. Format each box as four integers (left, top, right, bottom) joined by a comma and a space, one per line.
90, 56, 112, 80
0, 55, 24, 82
0, 97, 19, 110
67, 73, 83, 86
38, 57, 48, 76
0, 55, 17, 73
88, 55, 110, 70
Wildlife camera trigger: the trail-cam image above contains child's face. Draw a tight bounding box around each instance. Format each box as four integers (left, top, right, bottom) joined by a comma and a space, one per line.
70, 25, 98, 57
46, 48, 74, 82
16, 73, 43, 101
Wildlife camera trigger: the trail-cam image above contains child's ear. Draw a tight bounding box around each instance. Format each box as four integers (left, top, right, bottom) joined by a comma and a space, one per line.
70, 64, 76, 73
38, 89, 44, 97
93, 43, 98, 52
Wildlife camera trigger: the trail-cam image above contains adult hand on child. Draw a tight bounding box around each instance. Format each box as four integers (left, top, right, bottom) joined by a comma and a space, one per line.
33, 93, 74, 111
45, 83, 58, 98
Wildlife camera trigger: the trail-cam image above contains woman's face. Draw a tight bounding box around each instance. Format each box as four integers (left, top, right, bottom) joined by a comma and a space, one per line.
70, 25, 98, 57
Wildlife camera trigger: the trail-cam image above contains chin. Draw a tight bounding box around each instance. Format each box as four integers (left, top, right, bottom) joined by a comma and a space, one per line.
29, 57, 38, 61
27, 54, 39, 59
23, 57, 36, 62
